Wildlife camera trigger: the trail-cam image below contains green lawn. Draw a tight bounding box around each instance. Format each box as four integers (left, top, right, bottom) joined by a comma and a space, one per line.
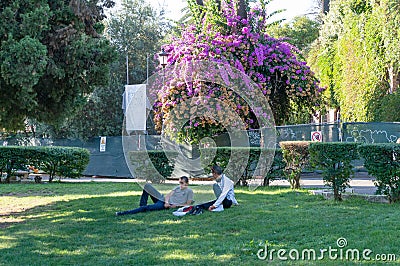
0, 182, 399, 265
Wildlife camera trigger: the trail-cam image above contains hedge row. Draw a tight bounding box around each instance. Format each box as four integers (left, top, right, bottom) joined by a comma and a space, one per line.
128, 142, 400, 202
280, 141, 400, 202
130, 148, 284, 186
129, 150, 179, 183
0, 146, 90, 183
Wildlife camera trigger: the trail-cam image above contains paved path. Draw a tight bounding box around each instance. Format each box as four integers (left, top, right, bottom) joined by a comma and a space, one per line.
274, 172, 377, 195
41, 171, 378, 195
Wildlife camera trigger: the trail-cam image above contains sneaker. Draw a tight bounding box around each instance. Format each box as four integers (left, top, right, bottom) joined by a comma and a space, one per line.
211, 205, 224, 212
182, 206, 193, 213
187, 206, 197, 215
115, 212, 122, 216
191, 206, 203, 215
173, 211, 187, 217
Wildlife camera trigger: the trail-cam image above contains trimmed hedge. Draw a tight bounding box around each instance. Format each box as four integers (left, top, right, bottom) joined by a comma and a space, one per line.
129, 150, 179, 183
0, 146, 90, 183
37, 147, 90, 182
200, 147, 282, 186
309, 142, 359, 201
280, 141, 310, 189
358, 143, 400, 203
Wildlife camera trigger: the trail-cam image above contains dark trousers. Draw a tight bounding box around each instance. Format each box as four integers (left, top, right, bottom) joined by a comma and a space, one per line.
197, 198, 232, 210
196, 183, 232, 210
117, 184, 166, 215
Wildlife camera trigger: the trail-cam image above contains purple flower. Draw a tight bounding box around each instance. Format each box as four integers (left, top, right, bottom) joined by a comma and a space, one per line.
242, 27, 249, 34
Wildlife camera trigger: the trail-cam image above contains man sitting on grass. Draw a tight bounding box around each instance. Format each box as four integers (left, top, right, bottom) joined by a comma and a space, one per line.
116, 176, 193, 216
189, 165, 238, 215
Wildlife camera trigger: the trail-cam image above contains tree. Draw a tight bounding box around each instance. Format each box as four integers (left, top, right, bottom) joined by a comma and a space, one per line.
154, 0, 325, 144
0, 0, 116, 131
34, 0, 167, 139
308, 0, 400, 122
267, 16, 320, 58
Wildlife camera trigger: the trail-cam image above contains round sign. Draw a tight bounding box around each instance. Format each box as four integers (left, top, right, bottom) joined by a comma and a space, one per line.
311, 131, 322, 142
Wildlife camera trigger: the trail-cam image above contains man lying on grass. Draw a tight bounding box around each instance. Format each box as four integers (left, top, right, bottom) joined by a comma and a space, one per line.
116, 176, 194, 216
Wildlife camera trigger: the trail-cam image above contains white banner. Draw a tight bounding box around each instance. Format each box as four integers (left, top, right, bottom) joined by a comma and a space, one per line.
100, 136, 106, 152
124, 84, 147, 132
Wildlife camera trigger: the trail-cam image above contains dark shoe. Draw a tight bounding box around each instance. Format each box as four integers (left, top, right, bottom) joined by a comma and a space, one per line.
190, 206, 203, 215
115, 212, 121, 216
187, 206, 197, 215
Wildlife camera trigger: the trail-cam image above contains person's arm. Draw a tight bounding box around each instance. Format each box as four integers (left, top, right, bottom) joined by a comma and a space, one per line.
164, 190, 174, 208
184, 189, 194, 206
209, 176, 233, 210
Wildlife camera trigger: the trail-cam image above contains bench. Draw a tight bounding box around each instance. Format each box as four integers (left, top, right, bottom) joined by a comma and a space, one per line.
29, 173, 43, 183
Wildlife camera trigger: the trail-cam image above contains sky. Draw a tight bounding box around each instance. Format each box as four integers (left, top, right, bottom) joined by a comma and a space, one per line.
147, 0, 319, 22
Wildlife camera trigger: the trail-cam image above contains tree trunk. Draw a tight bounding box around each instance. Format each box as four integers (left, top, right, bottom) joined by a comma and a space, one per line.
237, 0, 247, 19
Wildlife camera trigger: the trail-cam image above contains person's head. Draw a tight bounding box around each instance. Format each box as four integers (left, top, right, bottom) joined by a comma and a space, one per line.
179, 176, 189, 189
211, 165, 223, 179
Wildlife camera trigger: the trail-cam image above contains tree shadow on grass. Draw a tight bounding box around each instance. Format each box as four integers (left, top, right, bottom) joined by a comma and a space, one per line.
1, 190, 287, 265
1, 187, 397, 265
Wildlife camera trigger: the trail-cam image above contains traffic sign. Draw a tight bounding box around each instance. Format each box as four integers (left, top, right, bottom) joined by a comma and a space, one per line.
311, 131, 322, 142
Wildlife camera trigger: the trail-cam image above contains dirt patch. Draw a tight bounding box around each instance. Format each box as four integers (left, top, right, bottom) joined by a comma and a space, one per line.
0, 190, 56, 229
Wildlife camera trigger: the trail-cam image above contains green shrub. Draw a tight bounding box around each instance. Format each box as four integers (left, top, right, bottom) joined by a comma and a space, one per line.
280, 141, 310, 189
0, 146, 90, 183
309, 142, 359, 201
374, 92, 400, 122
199, 146, 280, 186
0, 146, 30, 183
358, 143, 400, 203
129, 150, 178, 183
38, 147, 90, 182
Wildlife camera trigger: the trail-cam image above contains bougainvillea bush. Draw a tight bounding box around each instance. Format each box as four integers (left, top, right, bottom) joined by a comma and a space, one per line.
153, 0, 324, 144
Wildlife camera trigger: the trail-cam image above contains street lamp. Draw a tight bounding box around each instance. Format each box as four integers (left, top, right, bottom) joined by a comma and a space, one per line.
158, 48, 169, 68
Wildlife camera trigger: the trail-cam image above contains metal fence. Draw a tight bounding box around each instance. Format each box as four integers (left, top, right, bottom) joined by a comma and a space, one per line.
342, 122, 400, 143
0, 122, 399, 177
269, 122, 400, 144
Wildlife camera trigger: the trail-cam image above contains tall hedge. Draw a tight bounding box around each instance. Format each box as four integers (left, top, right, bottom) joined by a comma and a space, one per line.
129, 150, 179, 183
279, 141, 310, 189
358, 143, 400, 203
309, 142, 359, 201
200, 147, 281, 186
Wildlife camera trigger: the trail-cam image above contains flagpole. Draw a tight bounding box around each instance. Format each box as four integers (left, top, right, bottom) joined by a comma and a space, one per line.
126, 54, 129, 85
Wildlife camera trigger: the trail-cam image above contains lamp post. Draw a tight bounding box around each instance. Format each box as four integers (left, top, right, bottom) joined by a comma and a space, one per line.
158, 48, 169, 91
158, 48, 169, 69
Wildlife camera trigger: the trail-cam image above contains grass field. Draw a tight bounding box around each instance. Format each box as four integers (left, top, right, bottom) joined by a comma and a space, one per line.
0, 182, 399, 265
